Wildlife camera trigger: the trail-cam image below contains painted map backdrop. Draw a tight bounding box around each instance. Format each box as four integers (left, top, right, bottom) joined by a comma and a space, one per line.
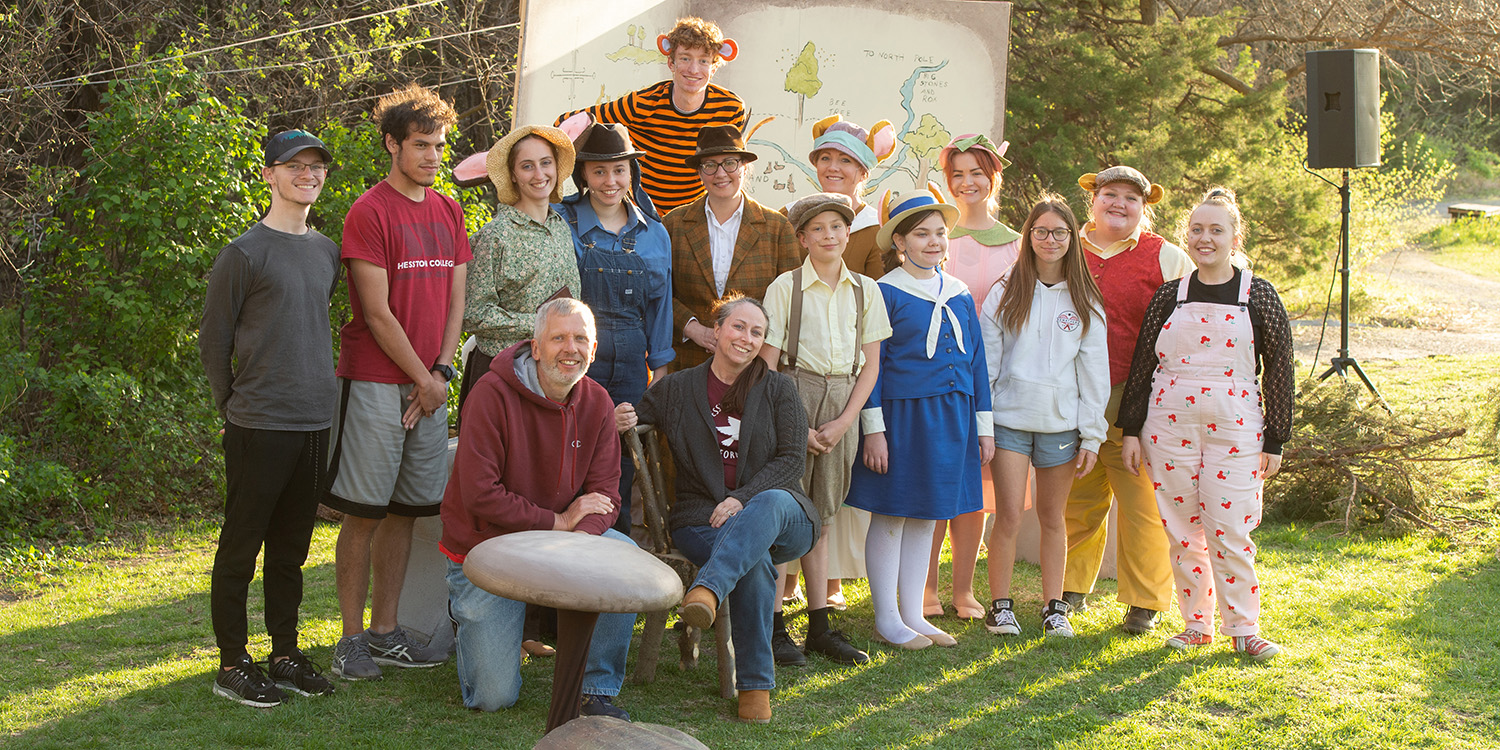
515, 0, 1010, 206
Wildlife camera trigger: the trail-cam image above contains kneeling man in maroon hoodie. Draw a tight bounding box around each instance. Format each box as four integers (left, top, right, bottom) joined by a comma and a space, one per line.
439, 298, 639, 718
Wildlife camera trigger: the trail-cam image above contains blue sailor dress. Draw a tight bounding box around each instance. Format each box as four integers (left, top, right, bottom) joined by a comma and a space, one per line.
846, 267, 993, 520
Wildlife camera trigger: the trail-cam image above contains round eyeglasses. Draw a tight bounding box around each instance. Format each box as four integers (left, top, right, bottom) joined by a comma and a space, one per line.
1029, 227, 1073, 242
697, 157, 742, 176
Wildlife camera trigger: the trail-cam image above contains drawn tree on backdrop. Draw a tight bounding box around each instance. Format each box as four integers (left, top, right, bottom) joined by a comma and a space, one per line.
784, 41, 822, 128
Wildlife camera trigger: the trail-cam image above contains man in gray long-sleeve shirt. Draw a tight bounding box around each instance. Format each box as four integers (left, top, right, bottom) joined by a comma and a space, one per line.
198, 130, 340, 708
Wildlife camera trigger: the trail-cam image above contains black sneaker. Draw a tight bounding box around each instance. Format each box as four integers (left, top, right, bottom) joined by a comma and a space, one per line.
804, 628, 870, 665
1122, 606, 1162, 635
771, 630, 806, 666
1041, 599, 1076, 638
366, 626, 447, 668
332, 634, 382, 681
984, 598, 1021, 636
579, 693, 632, 721
269, 648, 335, 697
212, 654, 285, 708
1061, 591, 1089, 613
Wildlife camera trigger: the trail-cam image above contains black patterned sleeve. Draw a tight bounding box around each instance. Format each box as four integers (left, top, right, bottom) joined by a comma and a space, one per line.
1116, 280, 1181, 438
1250, 277, 1295, 454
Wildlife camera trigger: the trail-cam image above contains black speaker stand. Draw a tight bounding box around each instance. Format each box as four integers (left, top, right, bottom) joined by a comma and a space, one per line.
1305, 166, 1392, 413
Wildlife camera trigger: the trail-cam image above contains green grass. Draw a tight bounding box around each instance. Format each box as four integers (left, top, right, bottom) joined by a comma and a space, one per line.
5, 357, 1500, 749
1416, 216, 1500, 278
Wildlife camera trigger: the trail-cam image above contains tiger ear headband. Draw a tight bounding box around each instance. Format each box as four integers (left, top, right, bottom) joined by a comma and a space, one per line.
658, 35, 738, 62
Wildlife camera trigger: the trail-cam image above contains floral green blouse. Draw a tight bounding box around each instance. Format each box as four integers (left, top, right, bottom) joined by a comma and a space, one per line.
463, 202, 582, 356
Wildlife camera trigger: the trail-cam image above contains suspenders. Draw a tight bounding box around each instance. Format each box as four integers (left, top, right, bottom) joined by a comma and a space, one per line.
783, 266, 865, 377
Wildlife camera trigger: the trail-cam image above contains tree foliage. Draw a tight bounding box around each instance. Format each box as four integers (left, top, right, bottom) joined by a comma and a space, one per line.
1004, 4, 1336, 285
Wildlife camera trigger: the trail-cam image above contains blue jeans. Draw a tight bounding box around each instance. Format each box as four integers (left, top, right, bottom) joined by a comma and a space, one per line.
671, 489, 815, 691
444, 528, 638, 711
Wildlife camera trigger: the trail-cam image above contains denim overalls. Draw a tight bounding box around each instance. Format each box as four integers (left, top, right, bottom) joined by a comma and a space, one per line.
557, 196, 674, 532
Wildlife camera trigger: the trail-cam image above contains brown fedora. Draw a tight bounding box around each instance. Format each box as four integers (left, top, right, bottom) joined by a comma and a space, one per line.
686, 125, 758, 169
573, 123, 646, 163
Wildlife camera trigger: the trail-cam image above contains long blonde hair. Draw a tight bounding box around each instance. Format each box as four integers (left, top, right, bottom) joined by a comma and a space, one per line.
994, 195, 1104, 336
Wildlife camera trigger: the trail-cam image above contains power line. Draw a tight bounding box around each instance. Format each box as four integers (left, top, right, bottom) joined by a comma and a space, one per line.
198, 23, 516, 78
19, 0, 450, 91
5, 21, 515, 95
273, 76, 481, 117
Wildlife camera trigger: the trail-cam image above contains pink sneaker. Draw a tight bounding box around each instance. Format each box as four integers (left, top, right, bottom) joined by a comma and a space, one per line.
1164, 629, 1213, 651
1233, 634, 1282, 661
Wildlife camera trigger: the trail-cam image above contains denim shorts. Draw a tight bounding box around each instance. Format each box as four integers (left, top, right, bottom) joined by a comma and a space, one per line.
993, 424, 1080, 469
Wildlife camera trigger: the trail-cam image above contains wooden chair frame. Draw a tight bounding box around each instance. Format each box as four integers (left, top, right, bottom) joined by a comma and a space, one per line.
624, 425, 736, 699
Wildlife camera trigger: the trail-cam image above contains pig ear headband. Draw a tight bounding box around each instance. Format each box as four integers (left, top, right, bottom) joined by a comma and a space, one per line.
557, 111, 593, 142
658, 35, 738, 61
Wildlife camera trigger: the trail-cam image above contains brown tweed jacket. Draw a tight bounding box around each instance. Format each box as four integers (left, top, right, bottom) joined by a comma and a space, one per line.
666, 194, 801, 369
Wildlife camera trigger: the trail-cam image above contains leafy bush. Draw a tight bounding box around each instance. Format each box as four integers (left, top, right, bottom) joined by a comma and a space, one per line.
0, 351, 222, 541
28, 67, 264, 386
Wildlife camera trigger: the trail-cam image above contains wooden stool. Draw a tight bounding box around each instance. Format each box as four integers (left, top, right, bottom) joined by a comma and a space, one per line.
464, 530, 682, 733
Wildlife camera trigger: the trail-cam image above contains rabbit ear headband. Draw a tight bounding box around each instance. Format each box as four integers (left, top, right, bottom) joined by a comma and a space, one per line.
657, 35, 738, 62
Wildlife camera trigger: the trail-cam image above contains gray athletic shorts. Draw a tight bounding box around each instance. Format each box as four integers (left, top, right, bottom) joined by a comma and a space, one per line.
993, 424, 1081, 469
325, 378, 449, 519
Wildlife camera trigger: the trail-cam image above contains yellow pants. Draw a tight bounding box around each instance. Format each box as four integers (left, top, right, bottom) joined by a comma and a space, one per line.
1062, 384, 1175, 612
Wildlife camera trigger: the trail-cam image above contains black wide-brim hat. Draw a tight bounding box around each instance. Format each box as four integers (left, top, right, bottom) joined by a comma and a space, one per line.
686, 124, 758, 169
573, 123, 647, 163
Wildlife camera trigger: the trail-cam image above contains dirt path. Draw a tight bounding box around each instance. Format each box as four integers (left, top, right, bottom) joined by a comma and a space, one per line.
1293, 247, 1500, 365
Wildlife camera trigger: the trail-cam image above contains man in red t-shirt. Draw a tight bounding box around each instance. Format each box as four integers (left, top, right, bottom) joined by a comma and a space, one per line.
325, 85, 472, 681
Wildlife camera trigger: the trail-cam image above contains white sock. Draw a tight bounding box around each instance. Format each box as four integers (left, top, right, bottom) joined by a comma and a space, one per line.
897, 518, 945, 637
866, 513, 921, 644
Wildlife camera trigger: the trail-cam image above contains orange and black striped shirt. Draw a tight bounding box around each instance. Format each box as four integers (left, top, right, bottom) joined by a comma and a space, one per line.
560, 81, 748, 215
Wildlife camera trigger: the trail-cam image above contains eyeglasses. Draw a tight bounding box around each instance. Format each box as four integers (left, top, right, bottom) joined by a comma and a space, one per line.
697, 157, 742, 176
1029, 227, 1073, 242
278, 162, 330, 175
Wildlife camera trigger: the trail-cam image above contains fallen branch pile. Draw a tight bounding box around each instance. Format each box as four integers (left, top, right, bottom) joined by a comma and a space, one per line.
1268, 379, 1481, 533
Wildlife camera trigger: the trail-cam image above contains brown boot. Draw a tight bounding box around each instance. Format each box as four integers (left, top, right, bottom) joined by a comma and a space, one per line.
681, 585, 719, 629
736, 689, 771, 723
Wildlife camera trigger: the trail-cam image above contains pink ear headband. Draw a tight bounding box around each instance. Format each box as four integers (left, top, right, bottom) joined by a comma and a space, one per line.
657, 34, 738, 61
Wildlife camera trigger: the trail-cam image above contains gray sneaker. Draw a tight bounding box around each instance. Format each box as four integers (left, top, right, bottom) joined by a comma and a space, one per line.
331, 634, 382, 681
366, 627, 447, 668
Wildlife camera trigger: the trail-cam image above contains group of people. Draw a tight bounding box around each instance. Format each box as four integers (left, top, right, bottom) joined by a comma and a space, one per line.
196, 15, 1295, 727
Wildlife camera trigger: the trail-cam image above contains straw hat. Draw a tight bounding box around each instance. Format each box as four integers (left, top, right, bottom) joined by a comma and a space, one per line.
875, 184, 959, 251
484, 125, 576, 205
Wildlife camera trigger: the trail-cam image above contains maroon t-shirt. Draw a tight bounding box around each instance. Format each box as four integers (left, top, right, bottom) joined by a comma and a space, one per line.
706, 370, 741, 489
336, 181, 473, 383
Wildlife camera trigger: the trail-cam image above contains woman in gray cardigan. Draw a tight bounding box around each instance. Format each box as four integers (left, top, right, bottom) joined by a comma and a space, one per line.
630, 295, 820, 724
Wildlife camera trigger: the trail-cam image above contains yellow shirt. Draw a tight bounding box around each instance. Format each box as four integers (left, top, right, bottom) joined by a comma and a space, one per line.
764, 257, 893, 376
1081, 221, 1194, 280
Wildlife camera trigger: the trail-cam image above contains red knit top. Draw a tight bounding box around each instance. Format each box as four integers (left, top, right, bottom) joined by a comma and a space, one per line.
1087, 232, 1167, 386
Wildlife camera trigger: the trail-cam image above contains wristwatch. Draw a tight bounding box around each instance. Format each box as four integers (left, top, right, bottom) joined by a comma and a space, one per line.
431, 363, 457, 382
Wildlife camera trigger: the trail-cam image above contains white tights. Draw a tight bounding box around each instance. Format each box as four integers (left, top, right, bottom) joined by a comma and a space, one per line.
866, 513, 943, 644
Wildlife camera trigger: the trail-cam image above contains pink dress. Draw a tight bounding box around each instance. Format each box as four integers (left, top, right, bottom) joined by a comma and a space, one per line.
944, 222, 1020, 512
946, 224, 1021, 308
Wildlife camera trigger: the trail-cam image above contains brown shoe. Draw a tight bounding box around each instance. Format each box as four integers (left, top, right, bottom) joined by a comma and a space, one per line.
521, 639, 555, 658
736, 689, 771, 723
681, 585, 719, 630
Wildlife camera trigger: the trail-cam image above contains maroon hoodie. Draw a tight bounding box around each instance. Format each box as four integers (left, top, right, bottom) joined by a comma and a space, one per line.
439, 340, 622, 561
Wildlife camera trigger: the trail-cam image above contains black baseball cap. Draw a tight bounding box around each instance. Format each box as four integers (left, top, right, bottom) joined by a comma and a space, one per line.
264, 130, 331, 167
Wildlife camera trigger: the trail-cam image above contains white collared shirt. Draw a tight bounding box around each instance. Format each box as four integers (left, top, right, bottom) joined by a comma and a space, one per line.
705, 197, 746, 296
